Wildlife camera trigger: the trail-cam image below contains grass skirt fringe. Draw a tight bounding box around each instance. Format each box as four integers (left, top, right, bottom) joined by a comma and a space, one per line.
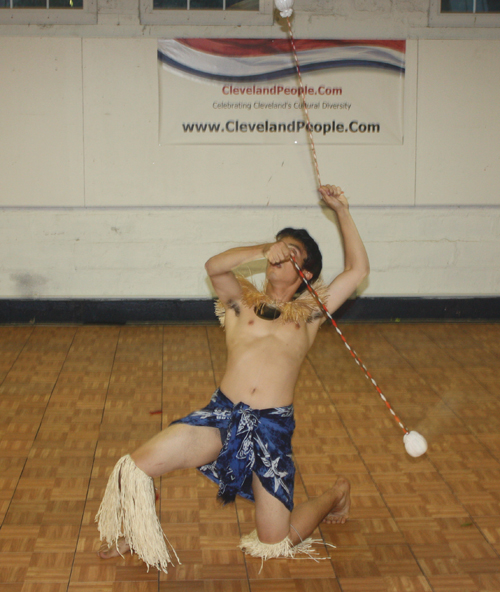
95, 454, 179, 573
239, 529, 331, 573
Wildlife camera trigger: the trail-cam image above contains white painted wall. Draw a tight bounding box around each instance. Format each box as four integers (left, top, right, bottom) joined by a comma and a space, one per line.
0, 1, 499, 299
1, 206, 498, 298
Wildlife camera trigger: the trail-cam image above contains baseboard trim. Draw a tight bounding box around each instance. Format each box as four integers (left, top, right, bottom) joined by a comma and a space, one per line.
0, 297, 498, 324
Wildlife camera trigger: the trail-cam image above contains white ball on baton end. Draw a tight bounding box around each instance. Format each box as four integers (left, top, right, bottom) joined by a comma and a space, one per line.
274, 0, 294, 18
403, 431, 428, 457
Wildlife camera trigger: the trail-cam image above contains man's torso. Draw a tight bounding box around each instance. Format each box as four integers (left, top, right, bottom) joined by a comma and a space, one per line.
219, 302, 322, 409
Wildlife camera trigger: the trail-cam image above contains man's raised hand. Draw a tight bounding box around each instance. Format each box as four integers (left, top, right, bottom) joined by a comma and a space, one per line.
319, 184, 349, 213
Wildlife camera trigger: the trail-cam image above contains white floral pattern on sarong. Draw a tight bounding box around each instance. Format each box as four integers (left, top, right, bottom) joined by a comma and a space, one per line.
171, 389, 295, 511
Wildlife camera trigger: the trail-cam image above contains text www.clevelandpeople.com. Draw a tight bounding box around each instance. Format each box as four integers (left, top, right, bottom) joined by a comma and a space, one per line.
181, 120, 381, 135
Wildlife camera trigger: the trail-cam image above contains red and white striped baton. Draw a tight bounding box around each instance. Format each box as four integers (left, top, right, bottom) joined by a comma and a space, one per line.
290, 255, 428, 457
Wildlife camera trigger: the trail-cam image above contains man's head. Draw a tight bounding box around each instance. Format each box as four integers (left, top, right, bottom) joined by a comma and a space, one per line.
275, 227, 323, 293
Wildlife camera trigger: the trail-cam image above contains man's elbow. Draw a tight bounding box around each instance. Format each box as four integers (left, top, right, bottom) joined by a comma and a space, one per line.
359, 263, 370, 285
348, 262, 370, 284
205, 258, 217, 277
205, 257, 228, 279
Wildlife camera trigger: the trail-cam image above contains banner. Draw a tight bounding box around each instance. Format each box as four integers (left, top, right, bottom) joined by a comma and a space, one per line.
158, 39, 405, 145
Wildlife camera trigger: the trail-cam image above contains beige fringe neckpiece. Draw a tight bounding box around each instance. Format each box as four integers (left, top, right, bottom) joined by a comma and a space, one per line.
215, 276, 328, 326
95, 454, 179, 573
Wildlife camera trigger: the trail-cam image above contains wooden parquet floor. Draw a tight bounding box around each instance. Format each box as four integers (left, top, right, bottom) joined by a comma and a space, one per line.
1, 322, 500, 592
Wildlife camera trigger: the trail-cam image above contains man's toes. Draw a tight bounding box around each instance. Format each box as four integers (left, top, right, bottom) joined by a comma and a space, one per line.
98, 540, 130, 560
336, 476, 350, 488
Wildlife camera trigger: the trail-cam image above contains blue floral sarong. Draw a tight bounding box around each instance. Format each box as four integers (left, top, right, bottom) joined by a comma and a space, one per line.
171, 389, 295, 512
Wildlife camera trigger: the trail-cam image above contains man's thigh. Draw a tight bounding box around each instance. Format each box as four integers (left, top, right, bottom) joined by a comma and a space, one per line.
131, 423, 223, 477
252, 472, 291, 544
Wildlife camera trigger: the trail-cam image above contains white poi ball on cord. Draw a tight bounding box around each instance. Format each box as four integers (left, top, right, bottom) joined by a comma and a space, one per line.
403, 431, 428, 457
274, 0, 294, 18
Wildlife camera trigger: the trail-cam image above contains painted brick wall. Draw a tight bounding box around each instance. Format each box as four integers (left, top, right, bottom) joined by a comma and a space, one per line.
0, 1, 498, 301
1, 207, 498, 298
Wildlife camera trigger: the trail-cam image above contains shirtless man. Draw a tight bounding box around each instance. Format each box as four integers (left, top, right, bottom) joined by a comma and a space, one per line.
97, 184, 369, 569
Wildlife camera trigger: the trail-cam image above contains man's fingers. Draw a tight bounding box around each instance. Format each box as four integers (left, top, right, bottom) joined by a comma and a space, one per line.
319, 184, 342, 197
319, 185, 344, 200
266, 242, 291, 264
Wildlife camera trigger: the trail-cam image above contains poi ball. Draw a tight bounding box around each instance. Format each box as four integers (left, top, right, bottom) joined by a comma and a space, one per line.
274, 0, 294, 18
403, 431, 428, 458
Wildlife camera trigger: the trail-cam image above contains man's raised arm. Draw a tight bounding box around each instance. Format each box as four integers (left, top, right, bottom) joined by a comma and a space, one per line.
319, 185, 370, 315
205, 244, 272, 306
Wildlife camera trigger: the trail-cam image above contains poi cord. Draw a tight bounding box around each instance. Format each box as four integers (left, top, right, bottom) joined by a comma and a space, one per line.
290, 255, 408, 433
285, 17, 322, 188
290, 259, 428, 458
276, 1, 427, 457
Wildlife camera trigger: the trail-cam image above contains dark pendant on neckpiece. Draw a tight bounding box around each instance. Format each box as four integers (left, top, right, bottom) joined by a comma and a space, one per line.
254, 304, 281, 321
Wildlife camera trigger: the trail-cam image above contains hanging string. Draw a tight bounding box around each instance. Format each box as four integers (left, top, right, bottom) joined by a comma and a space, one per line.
290, 256, 409, 435
284, 16, 407, 432
279, 6, 427, 457
286, 17, 322, 188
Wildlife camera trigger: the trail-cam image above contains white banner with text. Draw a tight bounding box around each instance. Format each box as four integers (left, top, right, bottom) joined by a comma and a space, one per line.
158, 39, 405, 145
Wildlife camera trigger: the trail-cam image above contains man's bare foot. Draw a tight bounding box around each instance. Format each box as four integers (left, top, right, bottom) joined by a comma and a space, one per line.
323, 477, 350, 524
98, 537, 130, 559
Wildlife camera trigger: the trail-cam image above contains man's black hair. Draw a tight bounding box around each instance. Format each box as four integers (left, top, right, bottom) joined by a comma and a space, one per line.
276, 227, 323, 294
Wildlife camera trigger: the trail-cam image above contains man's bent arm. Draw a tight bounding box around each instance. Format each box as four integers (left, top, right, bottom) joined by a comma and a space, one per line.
205, 244, 271, 305
320, 185, 370, 315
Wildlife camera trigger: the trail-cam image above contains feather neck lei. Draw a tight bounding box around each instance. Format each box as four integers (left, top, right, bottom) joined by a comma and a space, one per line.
215, 276, 328, 326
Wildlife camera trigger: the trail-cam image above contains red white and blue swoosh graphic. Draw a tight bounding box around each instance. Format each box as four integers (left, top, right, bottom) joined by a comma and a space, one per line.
158, 39, 405, 83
